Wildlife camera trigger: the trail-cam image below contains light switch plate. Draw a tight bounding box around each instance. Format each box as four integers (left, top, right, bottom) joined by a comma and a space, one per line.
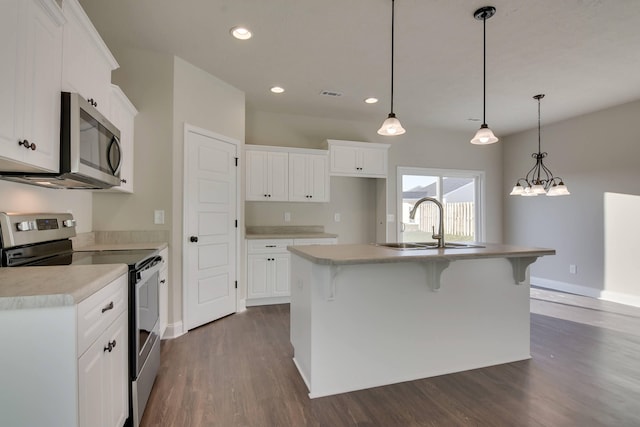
154, 210, 165, 225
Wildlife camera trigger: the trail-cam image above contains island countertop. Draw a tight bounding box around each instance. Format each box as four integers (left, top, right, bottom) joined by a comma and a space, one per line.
287, 242, 555, 265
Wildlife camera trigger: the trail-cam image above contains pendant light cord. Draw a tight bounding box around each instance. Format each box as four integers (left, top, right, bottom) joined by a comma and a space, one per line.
482, 15, 486, 125
390, 0, 396, 115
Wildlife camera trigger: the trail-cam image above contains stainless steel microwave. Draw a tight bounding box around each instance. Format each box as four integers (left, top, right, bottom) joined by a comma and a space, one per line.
0, 92, 122, 189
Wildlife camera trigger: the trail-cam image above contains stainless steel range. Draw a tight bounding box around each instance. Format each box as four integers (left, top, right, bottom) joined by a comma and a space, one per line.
0, 212, 162, 427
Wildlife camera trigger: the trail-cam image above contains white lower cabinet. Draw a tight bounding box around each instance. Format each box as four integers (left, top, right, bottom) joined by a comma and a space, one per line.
159, 247, 169, 338
246, 237, 337, 306
78, 311, 128, 427
247, 239, 292, 305
0, 273, 128, 427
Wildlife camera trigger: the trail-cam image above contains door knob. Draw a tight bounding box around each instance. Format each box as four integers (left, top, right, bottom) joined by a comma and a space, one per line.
190, 236, 198, 242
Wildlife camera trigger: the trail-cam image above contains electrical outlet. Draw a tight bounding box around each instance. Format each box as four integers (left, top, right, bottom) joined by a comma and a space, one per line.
569, 264, 577, 274
154, 210, 165, 225
334, 213, 341, 222
284, 212, 291, 222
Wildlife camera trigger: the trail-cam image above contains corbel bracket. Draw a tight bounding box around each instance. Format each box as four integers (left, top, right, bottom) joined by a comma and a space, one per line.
508, 256, 539, 284
422, 260, 451, 291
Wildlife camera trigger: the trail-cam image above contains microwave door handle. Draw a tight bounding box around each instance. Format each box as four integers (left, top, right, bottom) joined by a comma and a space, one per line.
107, 135, 123, 175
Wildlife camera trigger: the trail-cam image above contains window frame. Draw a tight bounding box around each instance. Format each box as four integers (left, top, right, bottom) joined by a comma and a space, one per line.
396, 166, 486, 242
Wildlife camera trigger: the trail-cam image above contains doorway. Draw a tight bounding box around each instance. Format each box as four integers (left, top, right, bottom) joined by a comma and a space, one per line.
183, 124, 239, 331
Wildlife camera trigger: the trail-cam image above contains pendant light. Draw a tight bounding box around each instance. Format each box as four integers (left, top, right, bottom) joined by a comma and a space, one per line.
470, 6, 498, 145
510, 94, 570, 197
377, 0, 405, 136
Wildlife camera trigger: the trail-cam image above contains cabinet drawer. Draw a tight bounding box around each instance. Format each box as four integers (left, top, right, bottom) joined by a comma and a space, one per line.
77, 274, 127, 356
247, 239, 293, 254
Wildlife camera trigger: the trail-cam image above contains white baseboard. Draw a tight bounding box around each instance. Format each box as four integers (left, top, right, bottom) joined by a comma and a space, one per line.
600, 290, 640, 308
162, 321, 185, 340
531, 276, 640, 308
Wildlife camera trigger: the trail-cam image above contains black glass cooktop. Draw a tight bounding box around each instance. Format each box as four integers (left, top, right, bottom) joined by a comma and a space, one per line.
26, 249, 158, 268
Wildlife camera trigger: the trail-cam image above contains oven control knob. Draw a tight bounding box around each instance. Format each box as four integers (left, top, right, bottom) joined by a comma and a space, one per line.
190, 236, 198, 243
62, 219, 76, 228
16, 221, 35, 231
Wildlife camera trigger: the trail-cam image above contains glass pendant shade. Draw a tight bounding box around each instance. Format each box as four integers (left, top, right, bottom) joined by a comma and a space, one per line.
377, 113, 406, 136
470, 124, 498, 145
547, 183, 570, 196
521, 186, 538, 196
531, 183, 546, 194
510, 184, 524, 195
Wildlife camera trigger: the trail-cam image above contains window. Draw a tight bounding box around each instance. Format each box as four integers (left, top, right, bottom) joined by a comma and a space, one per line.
397, 167, 484, 243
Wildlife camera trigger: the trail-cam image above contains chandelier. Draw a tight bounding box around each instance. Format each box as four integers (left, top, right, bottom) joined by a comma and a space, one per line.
510, 94, 570, 197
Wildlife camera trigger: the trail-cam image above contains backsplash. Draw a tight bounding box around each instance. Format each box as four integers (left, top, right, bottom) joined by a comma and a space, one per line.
74, 230, 170, 249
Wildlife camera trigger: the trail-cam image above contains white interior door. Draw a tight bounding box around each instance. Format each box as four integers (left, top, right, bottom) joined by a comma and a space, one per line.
184, 125, 238, 331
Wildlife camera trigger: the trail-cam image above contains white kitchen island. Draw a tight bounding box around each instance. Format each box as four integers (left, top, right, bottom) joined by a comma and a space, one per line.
287, 243, 555, 398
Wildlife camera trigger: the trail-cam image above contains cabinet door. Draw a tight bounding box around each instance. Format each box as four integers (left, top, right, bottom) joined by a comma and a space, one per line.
78, 331, 107, 427
360, 147, 387, 177
0, 1, 24, 166
159, 265, 168, 338
308, 154, 329, 202
288, 153, 308, 202
267, 152, 289, 201
289, 154, 329, 202
78, 312, 128, 427
330, 145, 359, 175
247, 254, 270, 298
245, 150, 268, 200
272, 254, 291, 296
0, 0, 63, 173
105, 312, 128, 427
61, 0, 115, 116
105, 85, 136, 193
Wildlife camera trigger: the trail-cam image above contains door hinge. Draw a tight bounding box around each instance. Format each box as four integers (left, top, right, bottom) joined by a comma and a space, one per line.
234, 157, 238, 167
235, 219, 238, 228
235, 281, 238, 289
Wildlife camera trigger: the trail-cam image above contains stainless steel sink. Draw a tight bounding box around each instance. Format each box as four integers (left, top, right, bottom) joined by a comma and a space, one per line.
376, 242, 427, 250
375, 242, 485, 250
414, 242, 485, 249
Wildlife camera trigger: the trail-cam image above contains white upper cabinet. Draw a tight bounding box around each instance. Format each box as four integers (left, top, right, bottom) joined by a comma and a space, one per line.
288, 152, 329, 202
103, 84, 137, 193
326, 139, 390, 178
61, 0, 118, 117
245, 149, 289, 201
0, 0, 64, 173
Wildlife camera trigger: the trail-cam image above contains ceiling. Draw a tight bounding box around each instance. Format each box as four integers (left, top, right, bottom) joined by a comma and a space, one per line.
78, 0, 640, 136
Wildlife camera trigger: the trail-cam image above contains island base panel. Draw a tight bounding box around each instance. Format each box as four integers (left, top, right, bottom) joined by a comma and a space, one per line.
290, 255, 532, 398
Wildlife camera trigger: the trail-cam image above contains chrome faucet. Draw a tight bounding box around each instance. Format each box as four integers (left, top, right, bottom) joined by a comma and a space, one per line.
408, 197, 445, 248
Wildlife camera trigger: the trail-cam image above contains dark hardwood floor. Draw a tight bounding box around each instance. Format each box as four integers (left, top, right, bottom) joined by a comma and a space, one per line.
141, 299, 640, 426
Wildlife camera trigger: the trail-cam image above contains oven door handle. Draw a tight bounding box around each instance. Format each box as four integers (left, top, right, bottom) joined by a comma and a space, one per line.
137, 256, 163, 282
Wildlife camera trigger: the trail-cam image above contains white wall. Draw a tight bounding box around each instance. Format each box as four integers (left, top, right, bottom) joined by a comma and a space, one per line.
246, 110, 504, 245
93, 47, 174, 232
503, 99, 640, 304
171, 56, 245, 319
93, 49, 245, 327
0, 182, 92, 232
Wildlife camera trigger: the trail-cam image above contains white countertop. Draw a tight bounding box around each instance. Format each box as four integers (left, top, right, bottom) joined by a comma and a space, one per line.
0, 264, 128, 310
287, 243, 555, 265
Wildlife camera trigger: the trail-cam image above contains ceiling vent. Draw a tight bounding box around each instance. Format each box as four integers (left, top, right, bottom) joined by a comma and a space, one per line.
319, 90, 343, 97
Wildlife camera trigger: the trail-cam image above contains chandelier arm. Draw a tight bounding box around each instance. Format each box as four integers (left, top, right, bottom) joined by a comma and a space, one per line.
523, 159, 540, 185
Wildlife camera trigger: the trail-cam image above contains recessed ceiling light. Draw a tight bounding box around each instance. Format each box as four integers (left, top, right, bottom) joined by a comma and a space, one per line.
270, 86, 285, 94
364, 97, 379, 104
230, 26, 252, 40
